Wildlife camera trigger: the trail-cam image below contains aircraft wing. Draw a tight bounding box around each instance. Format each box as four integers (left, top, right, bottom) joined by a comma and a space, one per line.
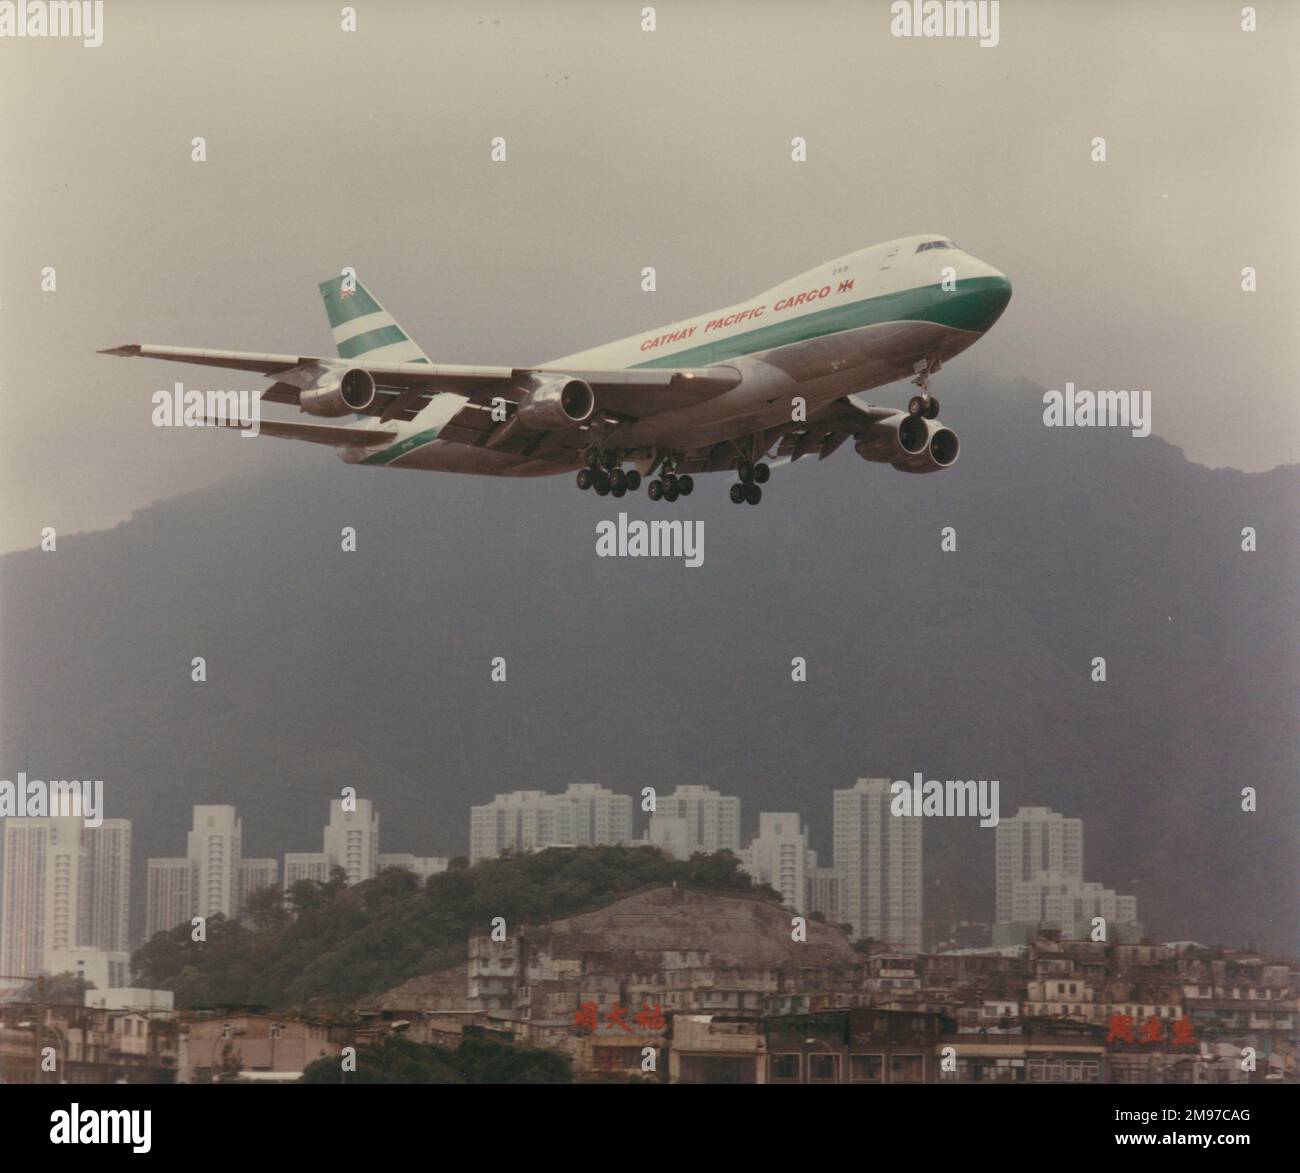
674, 395, 897, 474
200, 417, 398, 447
99, 345, 741, 426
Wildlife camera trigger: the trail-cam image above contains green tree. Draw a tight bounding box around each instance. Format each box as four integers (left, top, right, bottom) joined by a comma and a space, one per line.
301, 1034, 571, 1084
131, 845, 790, 1010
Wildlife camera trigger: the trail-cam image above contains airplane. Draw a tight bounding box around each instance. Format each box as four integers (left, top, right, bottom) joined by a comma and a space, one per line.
100, 234, 1011, 506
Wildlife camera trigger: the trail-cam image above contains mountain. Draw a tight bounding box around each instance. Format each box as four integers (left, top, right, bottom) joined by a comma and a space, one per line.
2, 370, 1296, 951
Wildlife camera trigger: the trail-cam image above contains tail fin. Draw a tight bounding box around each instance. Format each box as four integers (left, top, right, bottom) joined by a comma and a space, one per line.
317, 273, 431, 365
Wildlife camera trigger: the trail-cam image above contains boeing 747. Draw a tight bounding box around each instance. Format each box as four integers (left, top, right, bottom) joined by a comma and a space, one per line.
101, 235, 1011, 506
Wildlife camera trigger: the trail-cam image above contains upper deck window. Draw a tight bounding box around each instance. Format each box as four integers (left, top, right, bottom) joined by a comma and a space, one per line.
915, 240, 957, 253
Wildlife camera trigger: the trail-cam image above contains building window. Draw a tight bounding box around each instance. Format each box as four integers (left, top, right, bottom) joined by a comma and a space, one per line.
889, 1053, 925, 1083
850, 1054, 883, 1083
771, 1054, 800, 1081
808, 1054, 837, 1083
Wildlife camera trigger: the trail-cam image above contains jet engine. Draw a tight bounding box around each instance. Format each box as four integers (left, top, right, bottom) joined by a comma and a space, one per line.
514, 376, 596, 430
299, 368, 377, 417
854, 410, 959, 474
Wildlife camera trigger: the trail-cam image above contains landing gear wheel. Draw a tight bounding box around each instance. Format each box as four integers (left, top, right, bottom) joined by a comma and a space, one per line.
576, 468, 593, 491
611, 484, 626, 498
593, 471, 611, 496
609, 469, 627, 493
676, 474, 694, 496
752, 463, 770, 484
729, 483, 747, 505
647, 479, 664, 501
909, 394, 934, 418
737, 460, 755, 484
745, 483, 763, 505
625, 470, 642, 491
924, 396, 940, 420
665, 482, 681, 502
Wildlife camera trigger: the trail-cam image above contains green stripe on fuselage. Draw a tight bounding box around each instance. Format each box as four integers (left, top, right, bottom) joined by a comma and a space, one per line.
359, 277, 1010, 467
633, 275, 1011, 370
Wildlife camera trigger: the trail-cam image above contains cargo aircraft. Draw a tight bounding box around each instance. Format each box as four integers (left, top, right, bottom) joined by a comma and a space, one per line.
102, 235, 1011, 505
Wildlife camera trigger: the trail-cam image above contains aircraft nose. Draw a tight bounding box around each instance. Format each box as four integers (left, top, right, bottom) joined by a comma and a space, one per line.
960, 259, 1011, 332
984, 270, 1012, 318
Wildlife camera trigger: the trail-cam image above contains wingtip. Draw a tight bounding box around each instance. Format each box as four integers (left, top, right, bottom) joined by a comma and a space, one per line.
98, 344, 141, 356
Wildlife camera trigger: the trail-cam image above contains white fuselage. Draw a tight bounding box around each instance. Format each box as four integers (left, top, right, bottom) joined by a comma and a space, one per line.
345, 234, 1011, 475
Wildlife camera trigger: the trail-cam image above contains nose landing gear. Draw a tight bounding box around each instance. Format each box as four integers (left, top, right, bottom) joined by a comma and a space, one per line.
909, 359, 942, 419
908, 393, 940, 419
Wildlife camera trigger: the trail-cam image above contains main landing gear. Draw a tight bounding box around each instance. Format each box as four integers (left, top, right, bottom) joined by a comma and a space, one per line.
647, 471, 693, 502
574, 446, 768, 505
729, 458, 769, 505
645, 452, 692, 502
574, 447, 648, 499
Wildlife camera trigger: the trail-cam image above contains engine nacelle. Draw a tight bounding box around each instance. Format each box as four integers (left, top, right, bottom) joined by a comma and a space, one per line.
299, 368, 377, 417
514, 376, 595, 430
855, 410, 959, 474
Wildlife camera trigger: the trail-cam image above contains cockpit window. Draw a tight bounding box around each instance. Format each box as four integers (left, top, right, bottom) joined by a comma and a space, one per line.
916, 240, 957, 252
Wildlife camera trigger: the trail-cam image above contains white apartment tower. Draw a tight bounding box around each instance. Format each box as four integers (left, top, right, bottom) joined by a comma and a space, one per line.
186, 805, 242, 920
832, 778, 923, 950
146, 858, 194, 939
740, 813, 809, 913
995, 806, 1137, 933
82, 819, 132, 953
0, 816, 133, 984
648, 785, 741, 856
469, 785, 633, 863
995, 806, 1083, 922
323, 798, 380, 885
237, 858, 279, 912
283, 853, 333, 889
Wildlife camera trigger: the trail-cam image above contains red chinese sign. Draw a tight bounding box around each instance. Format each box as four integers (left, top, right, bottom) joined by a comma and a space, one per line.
1106, 1014, 1196, 1044
574, 1001, 665, 1033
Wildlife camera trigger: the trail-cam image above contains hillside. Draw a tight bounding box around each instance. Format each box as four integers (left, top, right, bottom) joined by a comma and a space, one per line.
2, 369, 1296, 949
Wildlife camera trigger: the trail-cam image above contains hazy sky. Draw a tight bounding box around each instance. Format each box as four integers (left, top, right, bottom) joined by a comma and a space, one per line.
2, 0, 1297, 552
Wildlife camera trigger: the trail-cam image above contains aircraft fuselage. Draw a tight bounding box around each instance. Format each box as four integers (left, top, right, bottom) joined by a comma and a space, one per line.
343, 233, 1011, 475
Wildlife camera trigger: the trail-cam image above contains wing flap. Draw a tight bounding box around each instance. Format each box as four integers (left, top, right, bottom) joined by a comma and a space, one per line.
202, 418, 397, 447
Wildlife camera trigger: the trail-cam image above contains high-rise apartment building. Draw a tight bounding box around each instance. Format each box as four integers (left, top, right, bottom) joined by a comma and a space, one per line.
832, 778, 923, 950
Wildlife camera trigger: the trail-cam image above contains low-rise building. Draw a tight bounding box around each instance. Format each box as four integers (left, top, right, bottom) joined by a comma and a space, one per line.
669, 1014, 766, 1084
179, 1013, 346, 1083
765, 1008, 948, 1084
